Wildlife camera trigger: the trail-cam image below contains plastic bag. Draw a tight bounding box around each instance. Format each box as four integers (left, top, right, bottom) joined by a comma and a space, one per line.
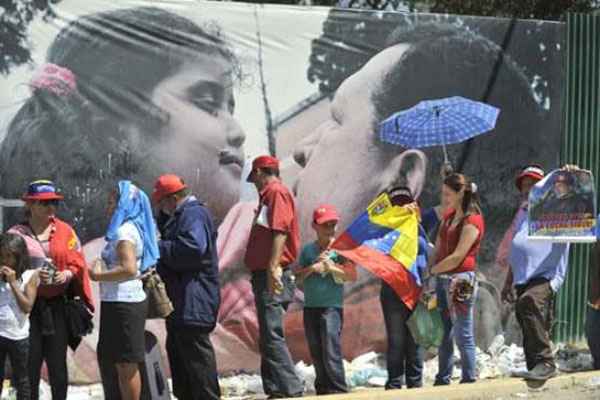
407, 301, 444, 349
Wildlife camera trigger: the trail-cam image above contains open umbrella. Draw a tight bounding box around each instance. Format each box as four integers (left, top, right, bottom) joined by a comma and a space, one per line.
379, 96, 500, 164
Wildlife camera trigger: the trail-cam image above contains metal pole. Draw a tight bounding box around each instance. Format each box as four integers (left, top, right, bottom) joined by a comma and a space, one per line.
0, 198, 25, 232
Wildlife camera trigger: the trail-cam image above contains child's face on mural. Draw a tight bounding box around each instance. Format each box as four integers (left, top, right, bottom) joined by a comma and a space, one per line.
150, 55, 246, 222
292, 44, 426, 241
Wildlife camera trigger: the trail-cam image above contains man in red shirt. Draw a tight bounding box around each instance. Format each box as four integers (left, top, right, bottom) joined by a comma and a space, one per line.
244, 155, 303, 398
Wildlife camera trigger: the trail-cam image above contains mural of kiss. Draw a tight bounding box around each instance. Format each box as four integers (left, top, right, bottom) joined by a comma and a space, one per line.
0, 1, 563, 383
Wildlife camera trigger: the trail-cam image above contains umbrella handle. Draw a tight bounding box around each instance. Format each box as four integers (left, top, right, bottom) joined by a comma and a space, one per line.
442, 143, 449, 164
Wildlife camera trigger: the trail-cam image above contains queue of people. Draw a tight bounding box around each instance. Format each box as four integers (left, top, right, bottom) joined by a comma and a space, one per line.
0, 158, 597, 400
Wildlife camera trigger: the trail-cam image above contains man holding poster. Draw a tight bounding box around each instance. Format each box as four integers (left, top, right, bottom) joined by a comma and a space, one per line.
502, 165, 570, 382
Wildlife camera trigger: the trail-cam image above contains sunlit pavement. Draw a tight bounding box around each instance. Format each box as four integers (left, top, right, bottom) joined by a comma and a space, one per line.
276, 371, 600, 400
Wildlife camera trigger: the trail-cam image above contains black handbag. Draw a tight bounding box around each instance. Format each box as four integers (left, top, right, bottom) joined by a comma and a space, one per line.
64, 293, 94, 351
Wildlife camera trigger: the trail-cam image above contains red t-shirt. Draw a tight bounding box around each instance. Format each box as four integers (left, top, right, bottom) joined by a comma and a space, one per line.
435, 210, 485, 273
244, 179, 300, 271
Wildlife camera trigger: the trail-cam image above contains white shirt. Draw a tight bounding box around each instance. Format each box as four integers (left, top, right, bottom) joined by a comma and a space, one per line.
0, 270, 37, 341
100, 222, 146, 303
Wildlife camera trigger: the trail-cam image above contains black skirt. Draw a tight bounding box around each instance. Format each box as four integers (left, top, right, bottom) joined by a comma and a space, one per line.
97, 300, 147, 363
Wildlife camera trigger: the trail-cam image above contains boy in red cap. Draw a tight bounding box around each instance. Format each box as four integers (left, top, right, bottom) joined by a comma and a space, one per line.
295, 204, 356, 395
244, 155, 304, 398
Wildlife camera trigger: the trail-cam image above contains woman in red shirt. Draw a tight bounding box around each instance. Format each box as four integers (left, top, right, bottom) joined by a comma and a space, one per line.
430, 173, 485, 386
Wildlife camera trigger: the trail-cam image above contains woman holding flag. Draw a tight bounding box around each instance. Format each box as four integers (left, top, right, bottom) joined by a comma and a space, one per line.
380, 186, 426, 390
90, 181, 160, 400
331, 185, 430, 390
430, 173, 485, 386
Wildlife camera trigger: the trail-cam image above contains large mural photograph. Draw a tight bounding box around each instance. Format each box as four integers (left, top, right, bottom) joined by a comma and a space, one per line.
0, 0, 564, 385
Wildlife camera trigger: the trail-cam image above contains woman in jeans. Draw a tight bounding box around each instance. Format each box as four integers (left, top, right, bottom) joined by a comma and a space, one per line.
9, 180, 94, 400
430, 173, 485, 385
90, 181, 159, 400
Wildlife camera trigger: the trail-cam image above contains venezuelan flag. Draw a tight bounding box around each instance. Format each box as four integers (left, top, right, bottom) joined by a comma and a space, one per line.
332, 192, 429, 310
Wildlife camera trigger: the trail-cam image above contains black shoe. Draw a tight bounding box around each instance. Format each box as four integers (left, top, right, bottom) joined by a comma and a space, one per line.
524, 362, 557, 381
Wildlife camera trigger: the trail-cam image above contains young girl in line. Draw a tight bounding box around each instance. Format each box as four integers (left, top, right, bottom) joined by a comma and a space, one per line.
0, 233, 39, 400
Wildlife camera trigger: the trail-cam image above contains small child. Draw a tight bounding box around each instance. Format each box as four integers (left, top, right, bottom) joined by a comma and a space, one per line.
0, 233, 39, 400
296, 204, 356, 395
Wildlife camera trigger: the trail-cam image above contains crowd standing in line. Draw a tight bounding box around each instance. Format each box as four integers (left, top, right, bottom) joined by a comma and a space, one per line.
2, 6, 591, 400
0, 153, 598, 400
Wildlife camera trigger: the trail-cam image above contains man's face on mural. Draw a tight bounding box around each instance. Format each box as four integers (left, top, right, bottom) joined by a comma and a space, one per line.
554, 180, 571, 198
150, 54, 246, 222
293, 44, 426, 240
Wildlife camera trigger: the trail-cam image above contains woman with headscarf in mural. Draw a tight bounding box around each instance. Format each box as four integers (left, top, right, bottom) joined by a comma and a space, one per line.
0, 5, 264, 374
8, 181, 94, 400
89, 181, 159, 400
429, 173, 485, 386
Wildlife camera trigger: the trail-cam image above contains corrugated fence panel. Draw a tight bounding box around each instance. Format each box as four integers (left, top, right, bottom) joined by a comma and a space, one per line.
555, 13, 600, 343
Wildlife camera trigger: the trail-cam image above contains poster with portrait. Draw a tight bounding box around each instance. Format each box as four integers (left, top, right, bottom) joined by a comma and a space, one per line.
528, 169, 597, 242
0, 0, 565, 383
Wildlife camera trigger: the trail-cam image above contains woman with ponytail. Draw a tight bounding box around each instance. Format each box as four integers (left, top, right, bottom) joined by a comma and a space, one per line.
429, 173, 485, 385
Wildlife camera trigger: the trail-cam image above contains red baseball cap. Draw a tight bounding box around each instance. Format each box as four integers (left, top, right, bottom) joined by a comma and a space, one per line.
247, 155, 280, 182
152, 174, 187, 203
516, 165, 545, 190
313, 204, 340, 225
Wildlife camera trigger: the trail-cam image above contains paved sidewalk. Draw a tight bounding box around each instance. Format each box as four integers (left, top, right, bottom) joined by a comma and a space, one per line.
292, 371, 600, 400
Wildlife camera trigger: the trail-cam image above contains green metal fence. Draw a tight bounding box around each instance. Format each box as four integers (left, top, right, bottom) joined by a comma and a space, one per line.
554, 13, 600, 343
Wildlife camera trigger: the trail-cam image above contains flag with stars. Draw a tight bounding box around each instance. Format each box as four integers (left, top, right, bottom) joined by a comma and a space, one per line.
332, 192, 428, 310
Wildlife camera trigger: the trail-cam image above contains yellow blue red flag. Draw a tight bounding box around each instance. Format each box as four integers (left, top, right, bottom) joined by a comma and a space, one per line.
332, 192, 428, 310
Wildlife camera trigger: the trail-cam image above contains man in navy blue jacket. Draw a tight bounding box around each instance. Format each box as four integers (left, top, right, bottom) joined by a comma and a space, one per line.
153, 174, 221, 400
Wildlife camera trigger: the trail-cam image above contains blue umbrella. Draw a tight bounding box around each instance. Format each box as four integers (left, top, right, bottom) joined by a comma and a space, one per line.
379, 96, 500, 163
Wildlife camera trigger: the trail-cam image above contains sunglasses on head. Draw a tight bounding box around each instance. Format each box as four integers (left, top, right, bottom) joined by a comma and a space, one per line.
36, 200, 59, 207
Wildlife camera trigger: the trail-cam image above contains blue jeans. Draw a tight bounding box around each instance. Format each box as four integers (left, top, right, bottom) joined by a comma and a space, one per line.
380, 282, 423, 389
303, 307, 348, 395
251, 269, 304, 398
435, 276, 477, 385
586, 306, 600, 370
